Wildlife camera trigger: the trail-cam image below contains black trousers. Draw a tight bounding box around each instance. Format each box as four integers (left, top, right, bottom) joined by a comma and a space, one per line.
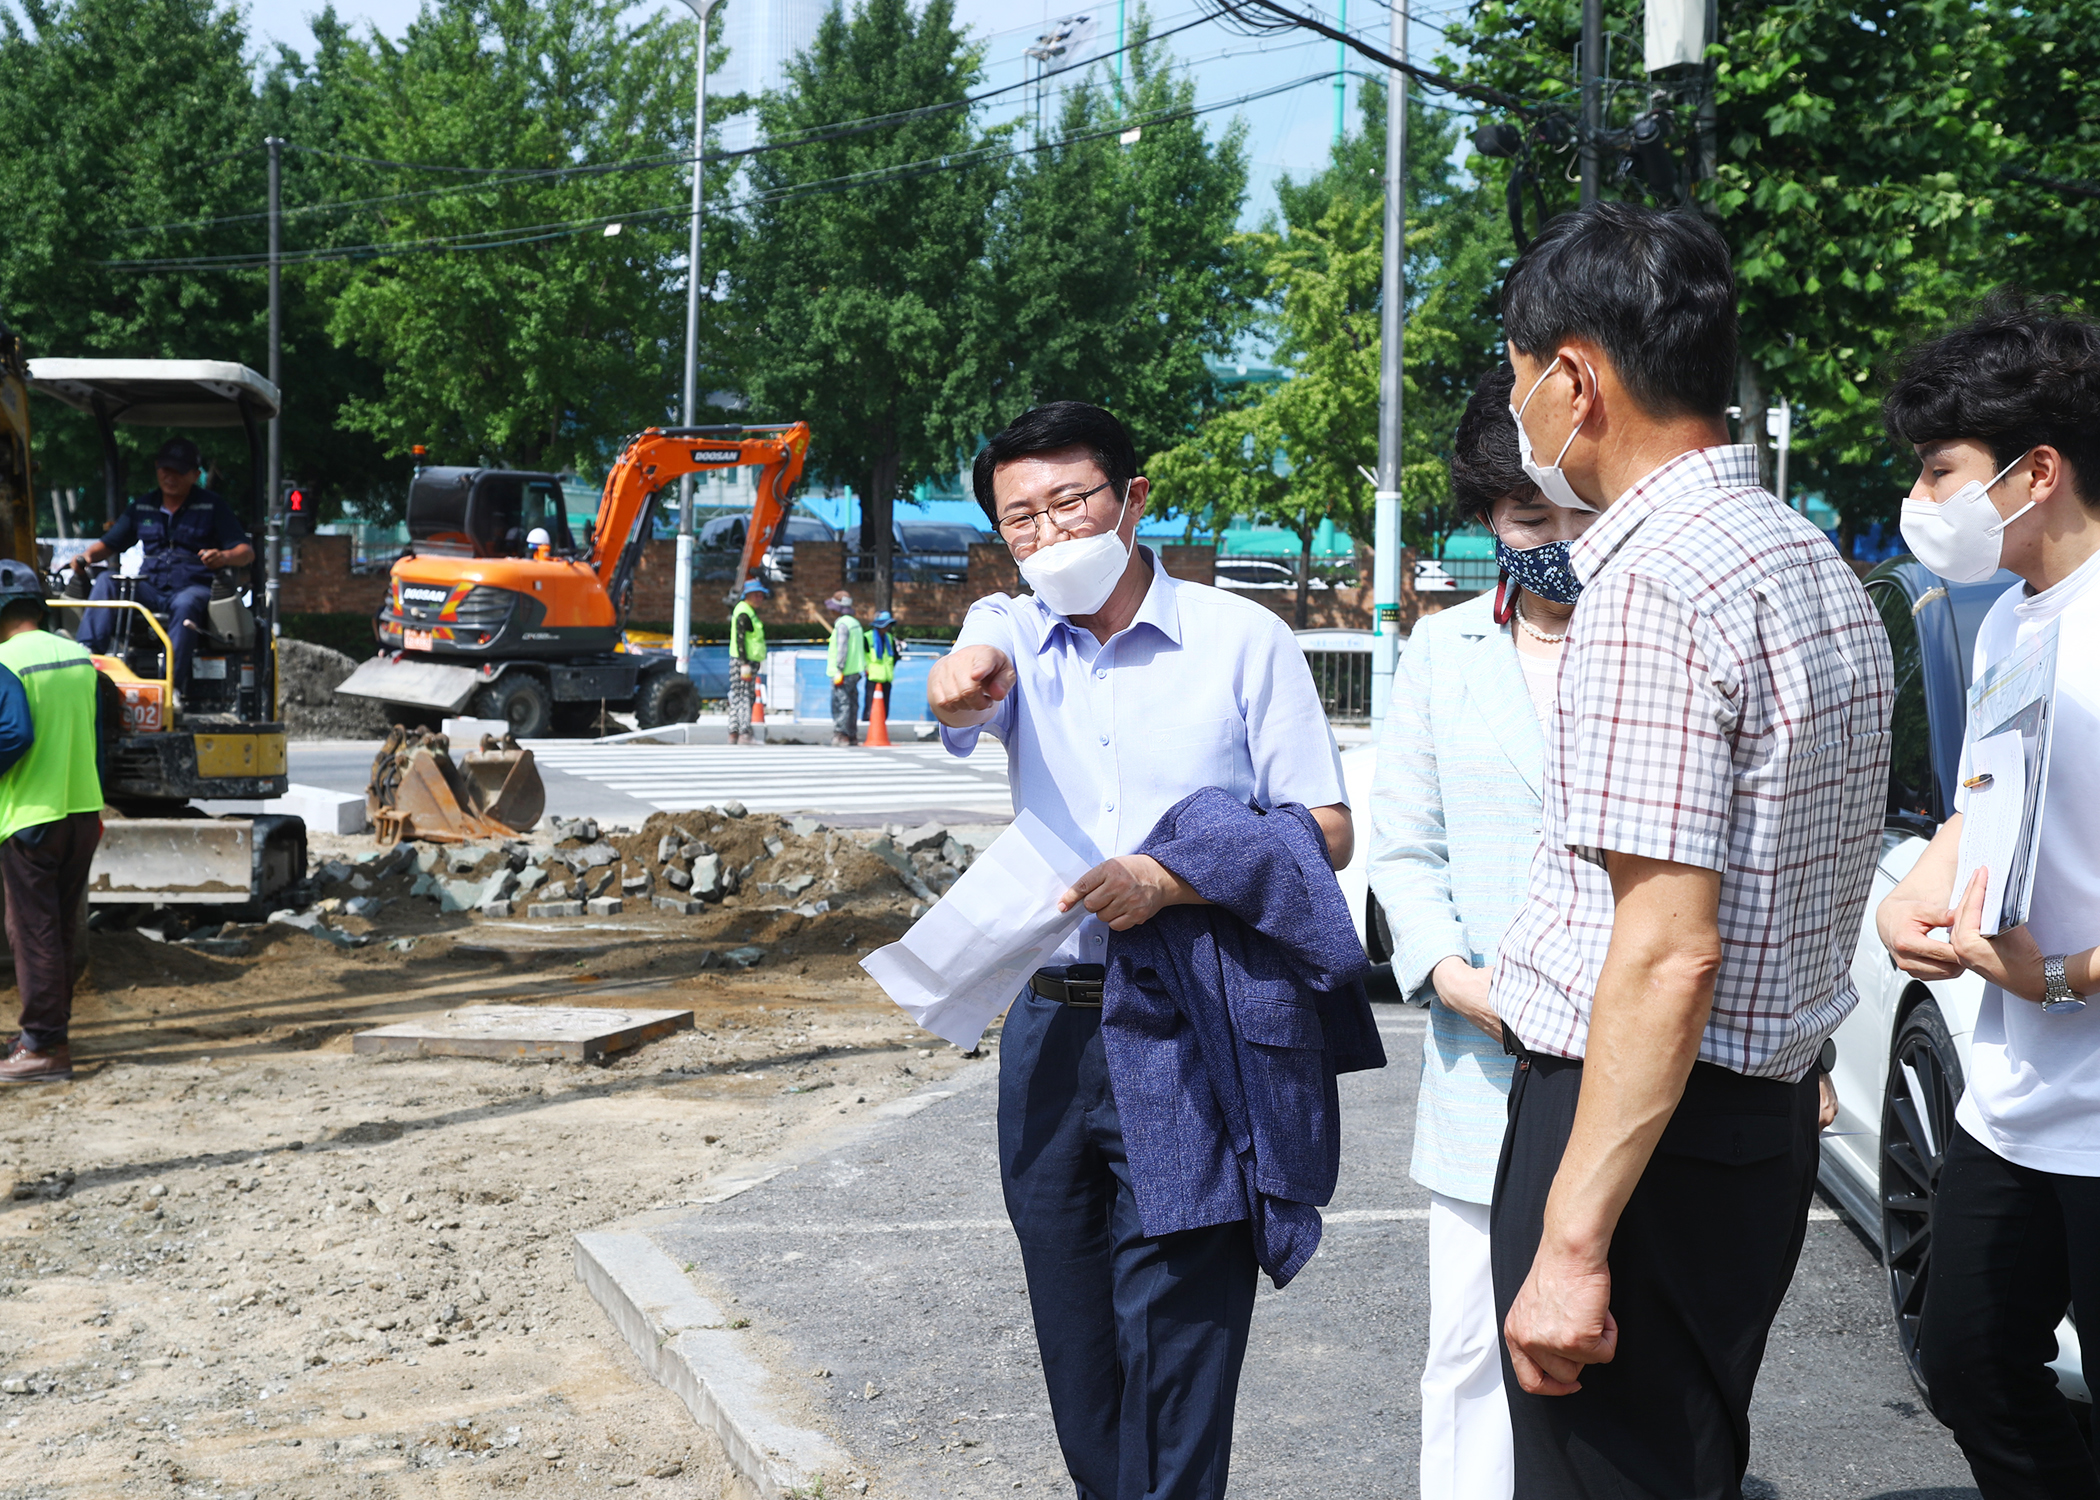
1918, 1125, 2100, 1499
1490, 1052, 1820, 1500
998, 987, 1258, 1500
4, 812, 100, 1052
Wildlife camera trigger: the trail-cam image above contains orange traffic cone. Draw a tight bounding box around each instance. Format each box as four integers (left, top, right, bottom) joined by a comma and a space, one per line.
750, 677, 765, 724
865, 680, 892, 747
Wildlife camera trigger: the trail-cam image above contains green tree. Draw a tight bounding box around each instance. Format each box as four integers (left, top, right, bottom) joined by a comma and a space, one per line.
727, 0, 1000, 612
0, 0, 268, 531
1441, 0, 2013, 544
963, 11, 1256, 466
258, 7, 404, 523
323, 0, 702, 479
1149, 79, 1506, 622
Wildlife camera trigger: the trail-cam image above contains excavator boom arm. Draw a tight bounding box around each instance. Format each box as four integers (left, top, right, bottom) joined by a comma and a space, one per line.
592, 423, 812, 619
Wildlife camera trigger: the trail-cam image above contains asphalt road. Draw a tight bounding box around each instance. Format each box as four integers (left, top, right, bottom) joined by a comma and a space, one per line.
644, 1002, 1983, 1500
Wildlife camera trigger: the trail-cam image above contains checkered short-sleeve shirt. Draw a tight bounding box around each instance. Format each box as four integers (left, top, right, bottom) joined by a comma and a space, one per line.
1489, 446, 1894, 1081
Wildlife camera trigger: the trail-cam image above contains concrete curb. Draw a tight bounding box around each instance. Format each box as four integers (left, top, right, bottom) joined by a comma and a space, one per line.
573, 1064, 996, 1496
573, 1227, 847, 1496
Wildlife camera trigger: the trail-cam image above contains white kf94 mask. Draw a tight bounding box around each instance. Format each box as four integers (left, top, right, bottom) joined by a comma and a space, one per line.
1018, 482, 1135, 617
1511, 357, 1601, 514
1898, 449, 2034, 585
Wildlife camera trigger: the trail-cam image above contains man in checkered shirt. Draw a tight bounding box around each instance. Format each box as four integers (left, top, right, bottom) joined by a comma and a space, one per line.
1482, 204, 1894, 1498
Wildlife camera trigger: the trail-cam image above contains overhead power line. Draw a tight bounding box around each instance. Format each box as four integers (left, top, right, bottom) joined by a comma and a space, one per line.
103, 68, 1354, 273
1196, 0, 1537, 112
119, 10, 1224, 238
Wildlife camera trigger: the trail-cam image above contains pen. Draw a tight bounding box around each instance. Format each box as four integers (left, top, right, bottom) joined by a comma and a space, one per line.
1963, 773, 1995, 790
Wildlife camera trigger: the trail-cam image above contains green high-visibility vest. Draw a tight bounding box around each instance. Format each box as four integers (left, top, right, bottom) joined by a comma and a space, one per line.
731, 600, 767, 665
866, 627, 898, 684
826, 614, 865, 677
0, 630, 102, 843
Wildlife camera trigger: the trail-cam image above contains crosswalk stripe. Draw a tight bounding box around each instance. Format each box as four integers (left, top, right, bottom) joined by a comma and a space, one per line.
520, 743, 1013, 815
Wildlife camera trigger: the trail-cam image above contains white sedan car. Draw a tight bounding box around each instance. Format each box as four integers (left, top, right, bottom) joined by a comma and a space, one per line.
1337, 564, 2087, 1405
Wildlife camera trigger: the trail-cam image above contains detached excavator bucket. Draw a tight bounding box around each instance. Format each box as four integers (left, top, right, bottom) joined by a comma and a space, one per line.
366, 726, 546, 845
461, 735, 544, 833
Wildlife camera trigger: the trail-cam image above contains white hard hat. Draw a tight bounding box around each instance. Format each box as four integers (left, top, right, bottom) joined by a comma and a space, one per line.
526, 527, 552, 547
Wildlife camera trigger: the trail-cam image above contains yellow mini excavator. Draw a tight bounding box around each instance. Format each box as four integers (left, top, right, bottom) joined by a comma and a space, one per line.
24, 355, 306, 909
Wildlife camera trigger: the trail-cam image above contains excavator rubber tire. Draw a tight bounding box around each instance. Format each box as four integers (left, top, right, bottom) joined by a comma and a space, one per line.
634, 670, 701, 729
470, 673, 553, 740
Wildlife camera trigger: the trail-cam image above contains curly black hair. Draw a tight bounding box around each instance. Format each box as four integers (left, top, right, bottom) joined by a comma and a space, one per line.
1449, 364, 1537, 529
1884, 292, 2100, 505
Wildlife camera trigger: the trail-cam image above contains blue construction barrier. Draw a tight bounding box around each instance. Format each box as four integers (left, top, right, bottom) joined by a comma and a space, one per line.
793, 645, 939, 723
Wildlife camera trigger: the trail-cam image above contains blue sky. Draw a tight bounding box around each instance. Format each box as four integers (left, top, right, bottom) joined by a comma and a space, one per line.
233, 0, 1465, 227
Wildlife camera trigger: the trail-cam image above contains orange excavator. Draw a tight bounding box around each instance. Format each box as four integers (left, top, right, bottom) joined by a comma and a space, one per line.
336, 423, 811, 739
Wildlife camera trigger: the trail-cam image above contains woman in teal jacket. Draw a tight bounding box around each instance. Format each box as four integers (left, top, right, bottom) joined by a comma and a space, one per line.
1368, 365, 1592, 1500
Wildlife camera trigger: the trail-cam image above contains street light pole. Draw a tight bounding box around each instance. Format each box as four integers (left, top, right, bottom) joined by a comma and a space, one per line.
1370, 1, 1406, 729
670, 0, 717, 678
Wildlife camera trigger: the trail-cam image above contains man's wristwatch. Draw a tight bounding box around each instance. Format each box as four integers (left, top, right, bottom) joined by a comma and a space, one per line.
2042, 954, 2087, 1015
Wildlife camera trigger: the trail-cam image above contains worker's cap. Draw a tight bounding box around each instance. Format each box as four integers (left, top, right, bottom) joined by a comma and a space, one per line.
152, 438, 202, 473
0, 560, 45, 616
741, 579, 770, 596
825, 592, 853, 612
872, 611, 894, 626
526, 527, 552, 547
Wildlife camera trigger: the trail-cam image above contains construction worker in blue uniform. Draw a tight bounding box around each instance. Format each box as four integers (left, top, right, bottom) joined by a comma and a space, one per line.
70, 437, 252, 697
863, 610, 899, 721
729, 579, 768, 745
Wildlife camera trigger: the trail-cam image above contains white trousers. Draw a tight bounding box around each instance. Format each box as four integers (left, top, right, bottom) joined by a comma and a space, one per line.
1420, 1191, 1514, 1500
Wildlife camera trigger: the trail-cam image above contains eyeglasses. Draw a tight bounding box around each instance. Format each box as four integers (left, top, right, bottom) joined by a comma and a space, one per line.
996, 479, 1119, 550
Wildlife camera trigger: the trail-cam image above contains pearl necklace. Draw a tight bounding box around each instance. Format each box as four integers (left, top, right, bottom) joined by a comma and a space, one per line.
1514, 597, 1569, 645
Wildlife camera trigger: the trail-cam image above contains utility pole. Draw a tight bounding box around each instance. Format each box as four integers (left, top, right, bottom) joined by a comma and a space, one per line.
1333, 0, 1347, 142
264, 135, 284, 636
1580, 0, 1603, 205
1370, 0, 1406, 729
671, 0, 717, 679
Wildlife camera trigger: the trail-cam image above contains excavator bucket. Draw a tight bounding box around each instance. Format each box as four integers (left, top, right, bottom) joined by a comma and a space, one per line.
460, 734, 545, 832
367, 726, 546, 846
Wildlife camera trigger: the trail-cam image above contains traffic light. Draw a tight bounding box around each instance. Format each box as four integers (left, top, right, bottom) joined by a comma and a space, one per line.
283, 481, 314, 535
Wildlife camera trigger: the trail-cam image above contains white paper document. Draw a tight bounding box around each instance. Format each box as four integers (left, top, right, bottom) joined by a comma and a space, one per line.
1952, 620, 2060, 936
859, 809, 1095, 1048
1953, 732, 2028, 937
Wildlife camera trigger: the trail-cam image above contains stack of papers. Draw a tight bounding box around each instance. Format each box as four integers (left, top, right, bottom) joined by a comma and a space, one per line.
860, 810, 1093, 1048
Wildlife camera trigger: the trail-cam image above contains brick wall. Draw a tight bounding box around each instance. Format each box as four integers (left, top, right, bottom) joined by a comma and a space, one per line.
280, 535, 389, 616
280, 533, 1465, 636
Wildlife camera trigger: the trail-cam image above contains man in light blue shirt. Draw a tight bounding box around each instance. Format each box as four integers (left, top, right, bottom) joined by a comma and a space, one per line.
929, 401, 1350, 1499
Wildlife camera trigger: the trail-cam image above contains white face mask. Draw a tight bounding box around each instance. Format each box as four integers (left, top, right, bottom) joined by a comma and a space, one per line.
1511, 357, 1600, 513
1898, 449, 2034, 585
1017, 481, 1136, 617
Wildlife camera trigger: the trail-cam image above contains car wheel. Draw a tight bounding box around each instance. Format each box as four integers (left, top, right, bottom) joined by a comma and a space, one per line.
469, 673, 553, 739
1880, 995, 1965, 1394
635, 670, 701, 728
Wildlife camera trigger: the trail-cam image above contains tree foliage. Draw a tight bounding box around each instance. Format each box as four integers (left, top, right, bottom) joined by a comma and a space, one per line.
324, 0, 703, 478
963, 15, 1256, 466
1150, 80, 1506, 560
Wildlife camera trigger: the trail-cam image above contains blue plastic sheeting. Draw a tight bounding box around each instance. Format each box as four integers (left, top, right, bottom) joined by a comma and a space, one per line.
684, 643, 735, 699
793, 646, 939, 722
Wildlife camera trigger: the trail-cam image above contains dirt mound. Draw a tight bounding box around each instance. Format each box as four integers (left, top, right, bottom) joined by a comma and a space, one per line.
279, 636, 390, 740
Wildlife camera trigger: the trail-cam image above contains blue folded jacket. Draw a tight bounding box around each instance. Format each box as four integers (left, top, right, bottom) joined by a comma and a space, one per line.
1104, 787, 1386, 1286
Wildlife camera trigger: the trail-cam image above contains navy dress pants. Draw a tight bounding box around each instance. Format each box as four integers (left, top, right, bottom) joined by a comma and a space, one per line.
998, 988, 1258, 1500
77, 574, 212, 690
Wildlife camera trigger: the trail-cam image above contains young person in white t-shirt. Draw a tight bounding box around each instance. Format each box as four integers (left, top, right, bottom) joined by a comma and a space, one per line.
1877, 296, 2100, 1500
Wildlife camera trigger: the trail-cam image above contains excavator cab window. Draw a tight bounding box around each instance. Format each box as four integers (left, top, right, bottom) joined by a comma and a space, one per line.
481, 475, 574, 557
406, 467, 574, 558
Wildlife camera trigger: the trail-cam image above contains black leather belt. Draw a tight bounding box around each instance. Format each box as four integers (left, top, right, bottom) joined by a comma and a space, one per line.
1031, 965, 1105, 1008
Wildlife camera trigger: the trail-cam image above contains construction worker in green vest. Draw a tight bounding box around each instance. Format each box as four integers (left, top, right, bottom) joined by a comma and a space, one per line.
0, 560, 105, 1084
728, 578, 768, 746
824, 591, 865, 747
862, 610, 899, 722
